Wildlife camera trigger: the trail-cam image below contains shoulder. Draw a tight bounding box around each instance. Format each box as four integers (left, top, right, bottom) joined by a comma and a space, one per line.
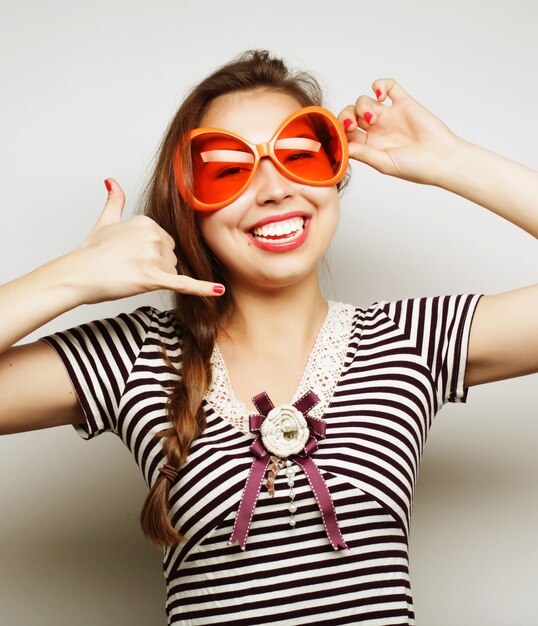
129, 305, 184, 345
338, 293, 483, 349
128, 305, 179, 329
329, 298, 393, 328
357, 293, 483, 323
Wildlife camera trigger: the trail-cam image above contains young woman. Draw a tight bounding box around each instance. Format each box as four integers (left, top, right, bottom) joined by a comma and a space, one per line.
0, 49, 536, 625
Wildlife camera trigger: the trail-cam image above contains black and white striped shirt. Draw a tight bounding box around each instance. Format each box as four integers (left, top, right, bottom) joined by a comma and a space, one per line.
40, 292, 483, 625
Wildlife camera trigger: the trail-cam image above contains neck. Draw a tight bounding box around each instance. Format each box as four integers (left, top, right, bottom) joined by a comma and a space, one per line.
218, 272, 328, 358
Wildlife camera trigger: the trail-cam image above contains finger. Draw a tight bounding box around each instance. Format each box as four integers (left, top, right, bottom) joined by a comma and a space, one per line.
140, 217, 177, 251
155, 271, 226, 297
160, 245, 178, 270
93, 178, 126, 230
338, 96, 385, 133
346, 140, 395, 176
159, 228, 177, 251
353, 94, 388, 128
371, 78, 409, 104
337, 106, 355, 133
344, 126, 369, 148
335, 103, 369, 146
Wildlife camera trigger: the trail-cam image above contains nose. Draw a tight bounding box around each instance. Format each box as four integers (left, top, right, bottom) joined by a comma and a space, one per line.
253, 156, 296, 206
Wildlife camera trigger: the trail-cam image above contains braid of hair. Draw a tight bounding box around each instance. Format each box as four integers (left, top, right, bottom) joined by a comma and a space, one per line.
140, 294, 220, 548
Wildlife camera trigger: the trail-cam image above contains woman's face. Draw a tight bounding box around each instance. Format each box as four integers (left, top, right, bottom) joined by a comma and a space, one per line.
195, 89, 341, 292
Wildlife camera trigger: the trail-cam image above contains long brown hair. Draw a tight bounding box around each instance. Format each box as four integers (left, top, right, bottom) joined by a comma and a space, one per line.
137, 49, 351, 549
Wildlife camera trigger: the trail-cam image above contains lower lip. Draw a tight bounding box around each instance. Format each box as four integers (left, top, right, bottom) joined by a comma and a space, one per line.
246, 219, 310, 253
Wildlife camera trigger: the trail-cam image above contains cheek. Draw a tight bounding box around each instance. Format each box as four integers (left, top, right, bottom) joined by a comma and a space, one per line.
196, 214, 220, 255
196, 210, 240, 260
302, 184, 339, 206
314, 188, 340, 223
319, 191, 341, 241
197, 195, 253, 243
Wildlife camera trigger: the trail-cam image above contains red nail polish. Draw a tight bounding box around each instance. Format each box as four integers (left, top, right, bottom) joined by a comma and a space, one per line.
364, 112, 373, 124
343, 118, 353, 131
213, 285, 224, 294
104, 179, 112, 192
375, 89, 382, 99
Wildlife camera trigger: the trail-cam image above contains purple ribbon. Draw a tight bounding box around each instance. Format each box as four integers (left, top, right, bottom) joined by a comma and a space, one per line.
228, 389, 348, 551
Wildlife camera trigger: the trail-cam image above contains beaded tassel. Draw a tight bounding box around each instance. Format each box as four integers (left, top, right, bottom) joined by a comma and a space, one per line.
285, 460, 297, 527
264, 456, 298, 527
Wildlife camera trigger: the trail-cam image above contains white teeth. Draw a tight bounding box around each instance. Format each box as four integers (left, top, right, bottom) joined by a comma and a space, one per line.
252, 216, 305, 238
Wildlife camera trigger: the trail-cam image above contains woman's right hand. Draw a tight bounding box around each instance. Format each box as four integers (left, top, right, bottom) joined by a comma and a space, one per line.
68, 178, 225, 305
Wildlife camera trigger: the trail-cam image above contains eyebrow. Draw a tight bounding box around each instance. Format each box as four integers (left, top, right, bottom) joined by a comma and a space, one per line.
200, 137, 322, 163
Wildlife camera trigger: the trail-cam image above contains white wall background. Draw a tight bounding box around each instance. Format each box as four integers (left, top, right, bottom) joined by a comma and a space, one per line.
1, 1, 537, 624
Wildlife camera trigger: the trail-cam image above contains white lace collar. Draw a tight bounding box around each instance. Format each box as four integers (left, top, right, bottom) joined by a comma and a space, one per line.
204, 300, 356, 434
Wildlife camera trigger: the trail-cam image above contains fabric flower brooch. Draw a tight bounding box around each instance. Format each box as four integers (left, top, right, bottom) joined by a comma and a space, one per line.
260, 403, 309, 457
228, 389, 348, 551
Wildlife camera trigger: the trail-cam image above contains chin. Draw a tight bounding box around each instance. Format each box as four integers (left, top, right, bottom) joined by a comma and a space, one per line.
235, 262, 320, 291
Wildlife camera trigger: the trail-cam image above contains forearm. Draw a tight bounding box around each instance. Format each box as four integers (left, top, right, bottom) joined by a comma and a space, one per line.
434, 139, 538, 239
0, 253, 83, 354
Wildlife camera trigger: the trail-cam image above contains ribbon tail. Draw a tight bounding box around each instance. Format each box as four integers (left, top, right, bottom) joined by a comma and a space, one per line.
293, 390, 320, 415
294, 457, 349, 551
252, 392, 275, 417
249, 413, 265, 432
228, 456, 271, 551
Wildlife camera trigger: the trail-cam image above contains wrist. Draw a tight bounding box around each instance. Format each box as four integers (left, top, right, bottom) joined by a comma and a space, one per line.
430, 136, 476, 191
43, 251, 89, 308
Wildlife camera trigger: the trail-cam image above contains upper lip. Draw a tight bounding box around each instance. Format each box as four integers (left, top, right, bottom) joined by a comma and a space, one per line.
247, 211, 311, 232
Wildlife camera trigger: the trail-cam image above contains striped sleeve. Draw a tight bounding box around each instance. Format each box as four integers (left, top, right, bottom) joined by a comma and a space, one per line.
38, 305, 156, 439
378, 293, 484, 405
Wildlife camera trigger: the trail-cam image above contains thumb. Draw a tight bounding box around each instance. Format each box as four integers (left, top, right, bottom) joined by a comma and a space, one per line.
93, 178, 126, 230
347, 142, 394, 176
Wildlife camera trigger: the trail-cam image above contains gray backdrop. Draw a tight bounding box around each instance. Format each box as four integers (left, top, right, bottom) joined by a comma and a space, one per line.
1, 0, 537, 624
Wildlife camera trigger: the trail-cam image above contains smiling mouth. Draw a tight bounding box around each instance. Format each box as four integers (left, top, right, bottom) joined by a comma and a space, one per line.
249, 216, 306, 242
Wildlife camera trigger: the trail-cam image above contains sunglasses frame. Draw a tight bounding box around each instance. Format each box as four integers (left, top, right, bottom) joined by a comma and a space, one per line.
173, 105, 349, 212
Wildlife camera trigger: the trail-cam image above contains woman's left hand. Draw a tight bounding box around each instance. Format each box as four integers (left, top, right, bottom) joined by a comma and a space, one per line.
338, 79, 465, 186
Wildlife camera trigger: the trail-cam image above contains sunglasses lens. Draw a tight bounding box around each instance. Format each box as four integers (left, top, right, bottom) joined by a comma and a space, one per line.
189, 133, 255, 205
274, 112, 343, 182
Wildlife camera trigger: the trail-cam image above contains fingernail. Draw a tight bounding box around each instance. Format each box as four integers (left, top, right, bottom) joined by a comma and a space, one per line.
375, 89, 382, 99
104, 179, 112, 192
364, 112, 373, 124
213, 284, 225, 294
343, 118, 353, 131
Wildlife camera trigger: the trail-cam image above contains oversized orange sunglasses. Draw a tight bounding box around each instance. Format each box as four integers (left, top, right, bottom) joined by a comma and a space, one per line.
173, 105, 349, 211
